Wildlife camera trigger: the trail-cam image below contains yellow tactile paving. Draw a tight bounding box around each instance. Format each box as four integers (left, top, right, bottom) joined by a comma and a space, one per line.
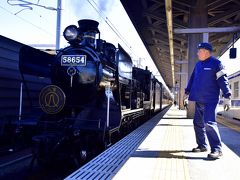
152, 115, 190, 180
114, 107, 240, 180
114, 107, 191, 180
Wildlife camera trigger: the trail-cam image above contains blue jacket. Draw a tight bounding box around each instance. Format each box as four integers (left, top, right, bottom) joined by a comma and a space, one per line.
185, 56, 231, 103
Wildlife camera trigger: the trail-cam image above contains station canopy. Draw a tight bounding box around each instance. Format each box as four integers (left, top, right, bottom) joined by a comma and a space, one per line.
120, 0, 240, 89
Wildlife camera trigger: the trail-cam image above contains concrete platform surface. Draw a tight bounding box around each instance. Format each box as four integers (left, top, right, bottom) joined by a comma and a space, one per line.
113, 107, 240, 180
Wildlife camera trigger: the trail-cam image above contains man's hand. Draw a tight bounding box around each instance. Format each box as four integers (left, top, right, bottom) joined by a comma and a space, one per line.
183, 93, 189, 100
223, 98, 231, 111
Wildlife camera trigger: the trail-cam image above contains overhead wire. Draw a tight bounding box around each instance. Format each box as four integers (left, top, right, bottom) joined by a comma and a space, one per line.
86, 0, 168, 84
4, 0, 141, 61
90, 0, 130, 47
7, 0, 58, 14
0, 4, 54, 37
6, 0, 59, 26
86, 0, 140, 60
4, 0, 139, 58
86, 0, 170, 91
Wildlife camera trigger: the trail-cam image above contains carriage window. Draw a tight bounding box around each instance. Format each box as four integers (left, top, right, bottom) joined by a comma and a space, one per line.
233, 81, 239, 98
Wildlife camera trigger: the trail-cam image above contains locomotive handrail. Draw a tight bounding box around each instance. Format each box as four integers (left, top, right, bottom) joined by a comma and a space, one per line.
121, 108, 144, 116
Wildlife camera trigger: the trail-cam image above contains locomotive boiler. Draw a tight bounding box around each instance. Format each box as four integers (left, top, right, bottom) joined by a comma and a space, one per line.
19, 19, 171, 165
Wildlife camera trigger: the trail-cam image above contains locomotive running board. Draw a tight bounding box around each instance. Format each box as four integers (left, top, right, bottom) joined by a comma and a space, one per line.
121, 108, 144, 116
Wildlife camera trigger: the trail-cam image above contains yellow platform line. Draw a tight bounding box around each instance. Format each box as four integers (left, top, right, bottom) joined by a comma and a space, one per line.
179, 126, 191, 180
217, 116, 240, 133
152, 117, 190, 180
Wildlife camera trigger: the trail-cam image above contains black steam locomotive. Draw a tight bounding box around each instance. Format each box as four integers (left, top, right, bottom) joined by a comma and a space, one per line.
19, 19, 171, 165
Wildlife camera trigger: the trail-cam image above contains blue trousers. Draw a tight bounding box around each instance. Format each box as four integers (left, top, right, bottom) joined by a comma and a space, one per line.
193, 102, 222, 152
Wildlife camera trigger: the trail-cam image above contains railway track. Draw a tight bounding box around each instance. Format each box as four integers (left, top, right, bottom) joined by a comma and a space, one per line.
0, 108, 166, 180
0, 148, 80, 180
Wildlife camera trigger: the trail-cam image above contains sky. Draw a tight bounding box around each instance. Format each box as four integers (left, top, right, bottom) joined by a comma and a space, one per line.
0, 0, 239, 89
0, 0, 154, 66
219, 39, 240, 75
0, 0, 162, 77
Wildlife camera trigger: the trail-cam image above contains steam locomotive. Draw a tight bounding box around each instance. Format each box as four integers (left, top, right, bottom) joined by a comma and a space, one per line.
19, 19, 172, 165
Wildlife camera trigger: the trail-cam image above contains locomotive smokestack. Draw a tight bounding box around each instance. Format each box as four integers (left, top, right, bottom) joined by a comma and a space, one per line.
78, 19, 99, 33
78, 19, 100, 47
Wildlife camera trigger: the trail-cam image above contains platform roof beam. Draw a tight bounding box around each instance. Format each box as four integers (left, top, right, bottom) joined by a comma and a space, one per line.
174, 26, 240, 34
165, 0, 175, 86
120, 0, 240, 89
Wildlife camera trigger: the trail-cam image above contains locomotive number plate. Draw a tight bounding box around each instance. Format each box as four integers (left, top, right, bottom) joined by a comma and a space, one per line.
61, 55, 86, 66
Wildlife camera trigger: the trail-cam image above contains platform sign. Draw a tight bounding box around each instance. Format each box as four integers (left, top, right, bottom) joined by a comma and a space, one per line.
61, 55, 86, 66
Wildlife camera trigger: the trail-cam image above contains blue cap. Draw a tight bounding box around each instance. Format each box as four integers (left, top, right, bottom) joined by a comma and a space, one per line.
197, 42, 213, 52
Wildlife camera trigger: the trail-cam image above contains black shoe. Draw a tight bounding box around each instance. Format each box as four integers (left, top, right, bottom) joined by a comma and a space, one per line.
192, 146, 208, 152
207, 151, 223, 159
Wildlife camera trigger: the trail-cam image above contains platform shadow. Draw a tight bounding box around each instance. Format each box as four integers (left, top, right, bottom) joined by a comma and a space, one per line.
156, 123, 193, 127
161, 117, 188, 120
131, 150, 208, 160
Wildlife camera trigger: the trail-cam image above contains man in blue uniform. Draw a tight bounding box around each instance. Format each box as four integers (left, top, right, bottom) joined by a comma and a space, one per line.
184, 42, 231, 159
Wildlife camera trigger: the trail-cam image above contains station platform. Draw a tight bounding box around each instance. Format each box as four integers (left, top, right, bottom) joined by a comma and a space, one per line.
65, 106, 240, 180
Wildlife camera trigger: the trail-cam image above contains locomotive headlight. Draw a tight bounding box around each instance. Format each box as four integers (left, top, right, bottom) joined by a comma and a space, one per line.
63, 25, 79, 42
